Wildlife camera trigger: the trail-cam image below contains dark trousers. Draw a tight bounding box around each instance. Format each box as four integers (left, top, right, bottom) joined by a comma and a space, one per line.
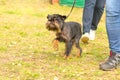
82, 0, 106, 34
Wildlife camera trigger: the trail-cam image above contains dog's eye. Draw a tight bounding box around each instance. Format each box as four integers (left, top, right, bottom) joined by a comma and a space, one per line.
48, 19, 52, 21
48, 18, 53, 21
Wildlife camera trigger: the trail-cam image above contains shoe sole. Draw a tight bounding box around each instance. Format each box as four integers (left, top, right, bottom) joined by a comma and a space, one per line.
81, 36, 89, 43
101, 64, 120, 71
99, 67, 115, 71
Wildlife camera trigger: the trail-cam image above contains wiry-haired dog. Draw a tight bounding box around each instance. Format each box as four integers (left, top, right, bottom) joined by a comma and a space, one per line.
46, 14, 82, 59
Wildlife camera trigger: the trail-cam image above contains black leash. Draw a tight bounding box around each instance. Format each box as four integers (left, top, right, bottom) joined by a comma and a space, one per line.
66, 0, 76, 19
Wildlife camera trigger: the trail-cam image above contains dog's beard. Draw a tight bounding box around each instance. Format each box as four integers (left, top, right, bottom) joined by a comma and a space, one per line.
46, 21, 62, 33
46, 23, 58, 31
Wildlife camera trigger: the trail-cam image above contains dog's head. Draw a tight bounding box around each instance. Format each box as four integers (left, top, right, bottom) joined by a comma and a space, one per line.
46, 14, 66, 33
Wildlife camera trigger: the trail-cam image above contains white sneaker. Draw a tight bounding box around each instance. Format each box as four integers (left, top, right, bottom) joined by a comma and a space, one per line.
81, 33, 89, 43
89, 29, 96, 40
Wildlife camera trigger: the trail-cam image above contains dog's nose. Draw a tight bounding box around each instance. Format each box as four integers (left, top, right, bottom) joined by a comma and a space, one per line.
48, 18, 54, 22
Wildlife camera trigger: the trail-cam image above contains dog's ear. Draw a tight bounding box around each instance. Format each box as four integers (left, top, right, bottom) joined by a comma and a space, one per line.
62, 15, 67, 20
47, 14, 50, 19
47, 14, 53, 21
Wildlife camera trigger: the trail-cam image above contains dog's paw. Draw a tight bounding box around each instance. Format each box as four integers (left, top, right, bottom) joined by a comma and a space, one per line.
63, 55, 71, 60
76, 49, 82, 57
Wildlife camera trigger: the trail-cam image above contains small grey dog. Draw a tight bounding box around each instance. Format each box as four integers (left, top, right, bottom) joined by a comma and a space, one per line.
46, 14, 82, 59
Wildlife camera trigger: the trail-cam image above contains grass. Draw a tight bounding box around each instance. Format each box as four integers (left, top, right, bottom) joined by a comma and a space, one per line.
0, 0, 120, 80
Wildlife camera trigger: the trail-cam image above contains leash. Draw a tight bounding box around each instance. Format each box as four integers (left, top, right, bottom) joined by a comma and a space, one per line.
66, 0, 76, 19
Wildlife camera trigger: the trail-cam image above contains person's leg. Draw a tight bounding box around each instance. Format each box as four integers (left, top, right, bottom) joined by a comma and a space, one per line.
91, 0, 105, 30
90, 0, 106, 40
100, 0, 120, 71
106, 2, 120, 53
82, 0, 96, 43
82, 0, 96, 34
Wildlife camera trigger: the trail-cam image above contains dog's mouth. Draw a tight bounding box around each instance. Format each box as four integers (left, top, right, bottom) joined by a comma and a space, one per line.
46, 22, 58, 31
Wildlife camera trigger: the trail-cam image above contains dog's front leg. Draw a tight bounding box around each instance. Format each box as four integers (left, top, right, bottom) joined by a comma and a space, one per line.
64, 41, 73, 59
52, 38, 59, 51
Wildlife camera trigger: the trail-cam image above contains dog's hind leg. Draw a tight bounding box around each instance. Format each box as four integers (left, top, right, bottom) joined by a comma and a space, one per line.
75, 38, 82, 57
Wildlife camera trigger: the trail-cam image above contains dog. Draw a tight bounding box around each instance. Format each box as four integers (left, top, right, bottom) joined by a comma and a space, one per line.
46, 14, 82, 59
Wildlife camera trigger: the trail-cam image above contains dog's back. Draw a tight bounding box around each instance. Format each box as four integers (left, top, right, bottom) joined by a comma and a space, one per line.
63, 21, 82, 36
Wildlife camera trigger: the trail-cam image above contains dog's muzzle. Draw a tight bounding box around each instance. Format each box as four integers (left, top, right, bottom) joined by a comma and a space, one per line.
46, 21, 57, 31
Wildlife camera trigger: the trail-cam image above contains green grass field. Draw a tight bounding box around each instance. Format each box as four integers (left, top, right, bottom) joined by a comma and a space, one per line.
0, 0, 120, 80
